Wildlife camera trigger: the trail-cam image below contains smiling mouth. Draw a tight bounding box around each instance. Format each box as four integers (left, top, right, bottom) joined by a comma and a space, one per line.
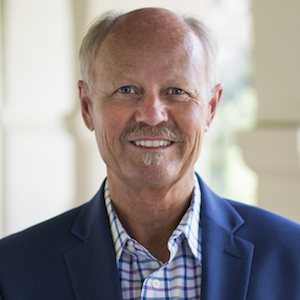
131, 140, 172, 147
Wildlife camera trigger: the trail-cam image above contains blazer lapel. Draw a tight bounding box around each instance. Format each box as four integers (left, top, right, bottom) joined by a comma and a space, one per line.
198, 176, 254, 300
64, 181, 122, 300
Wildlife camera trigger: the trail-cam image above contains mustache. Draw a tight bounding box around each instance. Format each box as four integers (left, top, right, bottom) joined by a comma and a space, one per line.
120, 124, 184, 142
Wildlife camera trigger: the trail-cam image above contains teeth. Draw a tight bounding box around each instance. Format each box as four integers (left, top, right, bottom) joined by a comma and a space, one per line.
152, 140, 159, 147
132, 140, 172, 147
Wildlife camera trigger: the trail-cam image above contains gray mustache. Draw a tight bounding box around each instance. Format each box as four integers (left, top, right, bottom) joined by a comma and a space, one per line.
120, 124, 184, 142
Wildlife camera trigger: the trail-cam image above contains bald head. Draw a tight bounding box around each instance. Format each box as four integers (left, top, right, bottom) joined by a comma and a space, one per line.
108, 8, 192, 42
99, 9, 204, 79
79, 8, 219, 93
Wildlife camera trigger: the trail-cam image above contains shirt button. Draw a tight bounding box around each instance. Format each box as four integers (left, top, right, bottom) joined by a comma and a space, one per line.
127, 245, 136, 253
152, 279, 161, 289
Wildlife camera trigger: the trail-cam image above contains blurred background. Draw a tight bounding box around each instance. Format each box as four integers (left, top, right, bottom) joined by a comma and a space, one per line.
0, 0, 299, 238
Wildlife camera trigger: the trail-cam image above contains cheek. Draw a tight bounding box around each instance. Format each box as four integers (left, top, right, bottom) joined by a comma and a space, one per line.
176, 105, 207, 161
94, 104, 133, 148
178, 105, 206, 140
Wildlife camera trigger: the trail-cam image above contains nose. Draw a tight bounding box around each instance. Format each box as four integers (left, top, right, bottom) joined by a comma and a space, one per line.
134, 92, 168, 126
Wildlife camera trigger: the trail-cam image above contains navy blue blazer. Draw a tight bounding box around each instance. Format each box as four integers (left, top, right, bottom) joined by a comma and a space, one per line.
0, 175, 300, 299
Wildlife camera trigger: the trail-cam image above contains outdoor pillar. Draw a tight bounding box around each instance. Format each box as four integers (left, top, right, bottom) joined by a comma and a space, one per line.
238, 0, 300, 223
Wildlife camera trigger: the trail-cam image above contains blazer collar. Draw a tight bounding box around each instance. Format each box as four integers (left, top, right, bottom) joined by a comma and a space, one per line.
198, 175, 254, 300
198, 174, 244, 233
65, 180, 122, 300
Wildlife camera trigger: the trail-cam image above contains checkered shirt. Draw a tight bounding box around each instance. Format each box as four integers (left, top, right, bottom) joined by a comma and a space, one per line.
105, 175, 202, 300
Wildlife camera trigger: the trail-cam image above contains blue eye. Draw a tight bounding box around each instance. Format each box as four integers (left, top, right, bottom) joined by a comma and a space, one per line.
169, 88, 185, 95
118, 86, 134, 94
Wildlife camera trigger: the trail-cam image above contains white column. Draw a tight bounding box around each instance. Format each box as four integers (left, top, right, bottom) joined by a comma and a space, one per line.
238, 0, 300, 223
0, 0, 76, 236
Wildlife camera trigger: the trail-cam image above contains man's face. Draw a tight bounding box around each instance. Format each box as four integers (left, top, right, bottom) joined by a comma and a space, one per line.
79, 10, 222, 188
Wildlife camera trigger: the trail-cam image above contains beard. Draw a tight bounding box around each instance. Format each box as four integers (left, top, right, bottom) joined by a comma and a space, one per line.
141, 152, 164, 166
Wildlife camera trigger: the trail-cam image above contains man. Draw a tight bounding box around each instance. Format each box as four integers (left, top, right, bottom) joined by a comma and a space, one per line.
0, 7, 300, 300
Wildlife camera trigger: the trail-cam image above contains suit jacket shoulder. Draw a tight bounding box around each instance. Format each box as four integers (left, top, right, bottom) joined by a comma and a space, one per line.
198, 174, 300, 300
228, 199, 300, 298
0, 181, 122, 300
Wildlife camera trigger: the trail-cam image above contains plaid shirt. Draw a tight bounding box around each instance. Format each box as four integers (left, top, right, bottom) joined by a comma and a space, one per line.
105, 175, 202, 300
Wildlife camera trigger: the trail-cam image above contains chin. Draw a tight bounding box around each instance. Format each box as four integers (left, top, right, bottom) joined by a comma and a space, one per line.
129, 163, 181, 186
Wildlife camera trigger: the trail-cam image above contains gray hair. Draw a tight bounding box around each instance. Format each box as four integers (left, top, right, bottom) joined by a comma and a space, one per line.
183, 16, 219, 91
79, 9, 219, 93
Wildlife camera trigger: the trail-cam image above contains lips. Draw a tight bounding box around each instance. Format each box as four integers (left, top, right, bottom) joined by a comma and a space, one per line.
131, 140, 172, 147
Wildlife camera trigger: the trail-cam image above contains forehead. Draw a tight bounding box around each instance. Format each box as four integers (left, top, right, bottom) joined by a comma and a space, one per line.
95, 9, 205, 71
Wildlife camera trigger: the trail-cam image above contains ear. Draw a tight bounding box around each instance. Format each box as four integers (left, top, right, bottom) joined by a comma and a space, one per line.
205, 83, 223, 132
78, 80, 94, 131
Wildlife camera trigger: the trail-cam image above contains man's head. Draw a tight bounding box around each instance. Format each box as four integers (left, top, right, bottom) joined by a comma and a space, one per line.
78, 8, 223, 188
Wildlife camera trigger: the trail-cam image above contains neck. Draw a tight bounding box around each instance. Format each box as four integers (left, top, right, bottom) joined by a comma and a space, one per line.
107, 170, 195, 262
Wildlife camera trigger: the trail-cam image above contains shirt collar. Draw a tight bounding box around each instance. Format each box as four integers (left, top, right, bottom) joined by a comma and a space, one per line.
104, 174, 202, 262
176, 175, 202, 262
104, 184, 129, 261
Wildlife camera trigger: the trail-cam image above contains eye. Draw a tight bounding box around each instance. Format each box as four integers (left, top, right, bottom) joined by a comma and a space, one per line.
118, 86, 135, 94
168, 88, 185, 95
